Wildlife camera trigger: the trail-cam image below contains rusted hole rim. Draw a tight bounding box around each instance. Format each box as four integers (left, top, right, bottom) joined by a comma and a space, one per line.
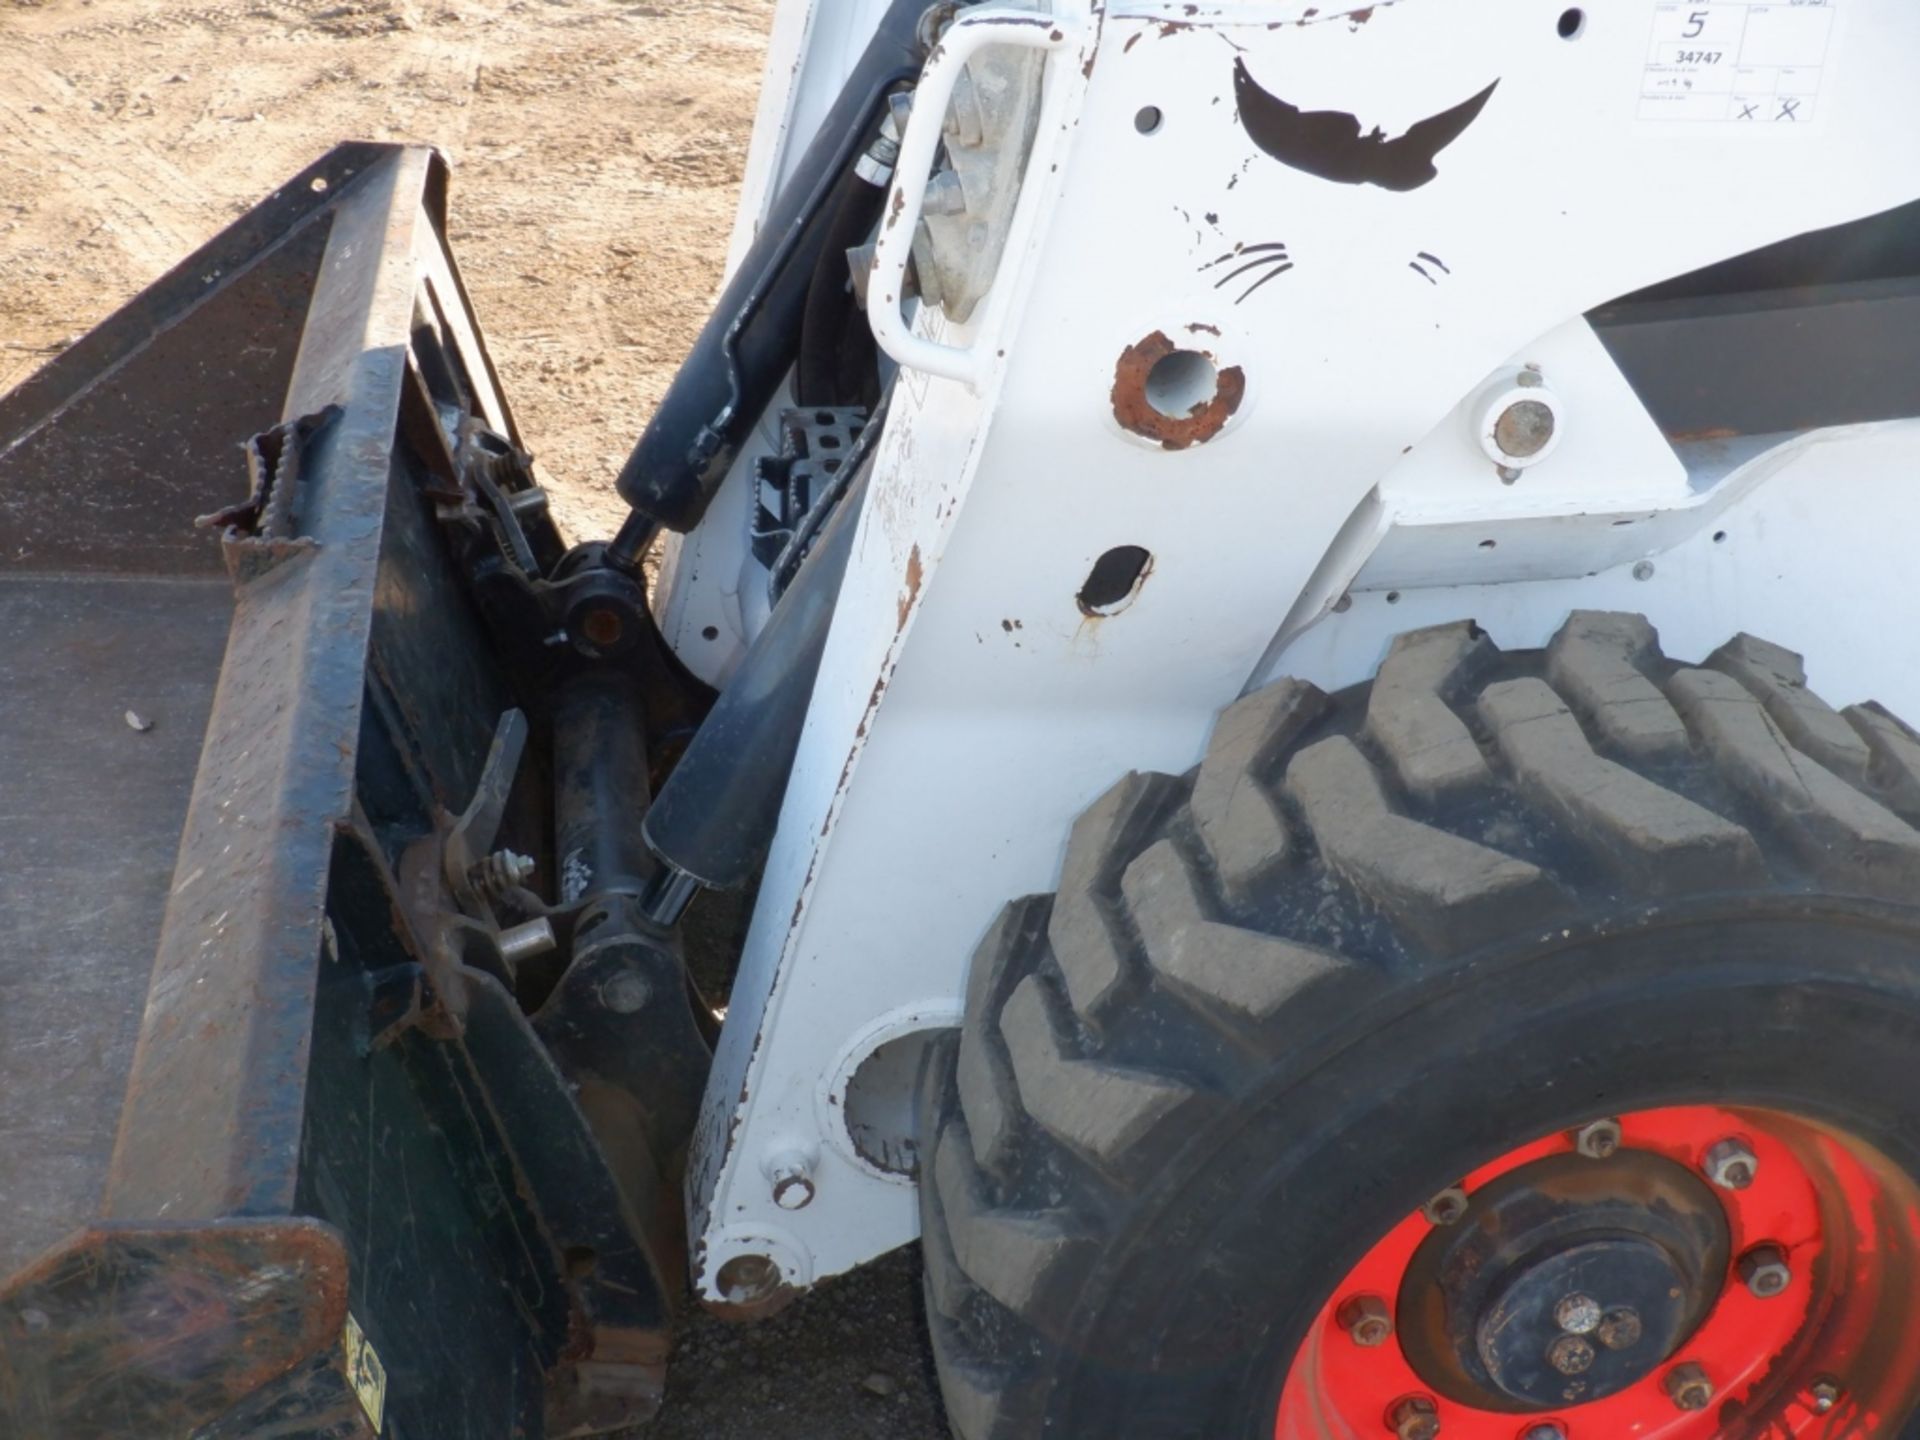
1274, 1104, 1920, 1439
1111, 329, 1245, 450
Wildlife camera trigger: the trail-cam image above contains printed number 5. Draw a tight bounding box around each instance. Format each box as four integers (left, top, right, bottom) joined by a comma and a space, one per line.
1683, 9, 1709, 37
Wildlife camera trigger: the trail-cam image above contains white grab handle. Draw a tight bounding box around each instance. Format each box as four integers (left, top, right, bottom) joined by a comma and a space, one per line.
867, 6, 1078, 389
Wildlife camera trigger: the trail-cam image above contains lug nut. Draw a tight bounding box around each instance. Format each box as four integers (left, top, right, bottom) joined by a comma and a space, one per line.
1738, 1243, 1792, 1298
1422, 1186, 1469, 1226
1389, 1395, 1441, 1440
1809, 1377, 1843, 1414
1702, 1137, 1759, 1190
1547, 1335, 1595, 1376
1554, 1293, 1601, 1335
1665, 1363, 1715, 1412
1573, 1118, 1622, 1160
1336, 1294, 1393, 1347
1596, 1306, 1643, 1351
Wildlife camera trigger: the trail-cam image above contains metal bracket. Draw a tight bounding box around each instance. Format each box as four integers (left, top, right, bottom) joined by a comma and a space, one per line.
197, 405, 339, 582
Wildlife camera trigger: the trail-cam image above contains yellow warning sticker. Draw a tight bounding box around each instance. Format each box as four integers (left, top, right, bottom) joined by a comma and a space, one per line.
343, 1311, 388, 1433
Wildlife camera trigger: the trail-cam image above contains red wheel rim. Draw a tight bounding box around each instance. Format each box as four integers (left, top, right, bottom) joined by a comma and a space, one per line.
1276, 1106, 1920, 1438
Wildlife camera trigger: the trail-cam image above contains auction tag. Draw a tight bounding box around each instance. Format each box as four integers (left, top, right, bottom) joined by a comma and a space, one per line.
1639, 1, 1837, 126
343, 1311, 388, 1433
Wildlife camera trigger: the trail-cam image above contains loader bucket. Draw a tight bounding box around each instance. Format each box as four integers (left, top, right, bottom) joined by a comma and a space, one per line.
0, 144, 675, 1439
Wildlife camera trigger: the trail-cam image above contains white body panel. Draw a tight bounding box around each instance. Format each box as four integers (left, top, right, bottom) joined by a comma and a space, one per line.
670, 0, 1920, 1300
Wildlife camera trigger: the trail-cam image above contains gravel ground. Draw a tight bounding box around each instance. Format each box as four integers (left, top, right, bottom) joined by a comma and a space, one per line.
638, 1246, 953, 1439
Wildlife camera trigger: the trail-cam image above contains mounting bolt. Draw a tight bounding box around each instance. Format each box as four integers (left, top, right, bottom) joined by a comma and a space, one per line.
1808, 1377, 1843, 1414
1702, 1137, 1760, 1191
1474, 365, 1562, 478
1335, 1294, 1393, 1348
1632, 560, 1656, 582
765, 1150, 818, 1212
1522, 1426, 1568, 1440
1738, 1243, 1792, 1298
1422, 1186, 1469, 1227
1596, 1307, 1644, 1351
1547, 1335, 1596, 1377
1573, 1118, 1622, 1160
1554, 1293, 1602, 1335
1665, 1363, 1715, 1412
469, 849, 536, 901
1389, 1395, 1441, 1440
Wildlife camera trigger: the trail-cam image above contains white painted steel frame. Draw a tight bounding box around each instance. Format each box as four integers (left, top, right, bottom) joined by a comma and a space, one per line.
671, 0, 1920, 1301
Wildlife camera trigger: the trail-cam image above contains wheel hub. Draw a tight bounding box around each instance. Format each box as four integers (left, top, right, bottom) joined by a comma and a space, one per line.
1399, 1152, 1728, 1410
1276, 1106, 1920, 1439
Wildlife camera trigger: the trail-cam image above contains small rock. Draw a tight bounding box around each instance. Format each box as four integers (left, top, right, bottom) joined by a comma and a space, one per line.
860, 1371, 897, 1398
124, 710, 153, 733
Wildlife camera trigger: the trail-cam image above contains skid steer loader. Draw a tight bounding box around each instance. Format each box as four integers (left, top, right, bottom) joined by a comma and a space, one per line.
8, 0, 1920, 1435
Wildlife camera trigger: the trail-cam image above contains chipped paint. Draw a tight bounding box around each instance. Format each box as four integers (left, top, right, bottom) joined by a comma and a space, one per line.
897, 544, 924, 632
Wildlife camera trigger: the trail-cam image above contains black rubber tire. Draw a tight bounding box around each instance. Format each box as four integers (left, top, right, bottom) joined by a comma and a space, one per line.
917, 612, 1920, 1440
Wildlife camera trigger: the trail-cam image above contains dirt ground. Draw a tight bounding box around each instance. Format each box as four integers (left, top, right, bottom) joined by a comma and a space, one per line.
1, 0, 952, 1434
3, 0, 763, 542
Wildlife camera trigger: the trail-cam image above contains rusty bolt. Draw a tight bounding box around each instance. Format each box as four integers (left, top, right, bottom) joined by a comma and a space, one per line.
1493, 399, 1556, 460
1596, 1307, 1644, 1351
1547, 1335, 1596, 1377
1554, 1293, 1602, 1335
1808, 1377, 1843, 1414
1573, 1118, 1622, 1160
1422, 1186, 1470, 1227
1665, 1363, 1715, 1412
1738, 1243, 1792, 1298
1702, 1137, 1759, 1191
1335, 1294, 1393, 1348
1389, 1395, 1441, 1440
